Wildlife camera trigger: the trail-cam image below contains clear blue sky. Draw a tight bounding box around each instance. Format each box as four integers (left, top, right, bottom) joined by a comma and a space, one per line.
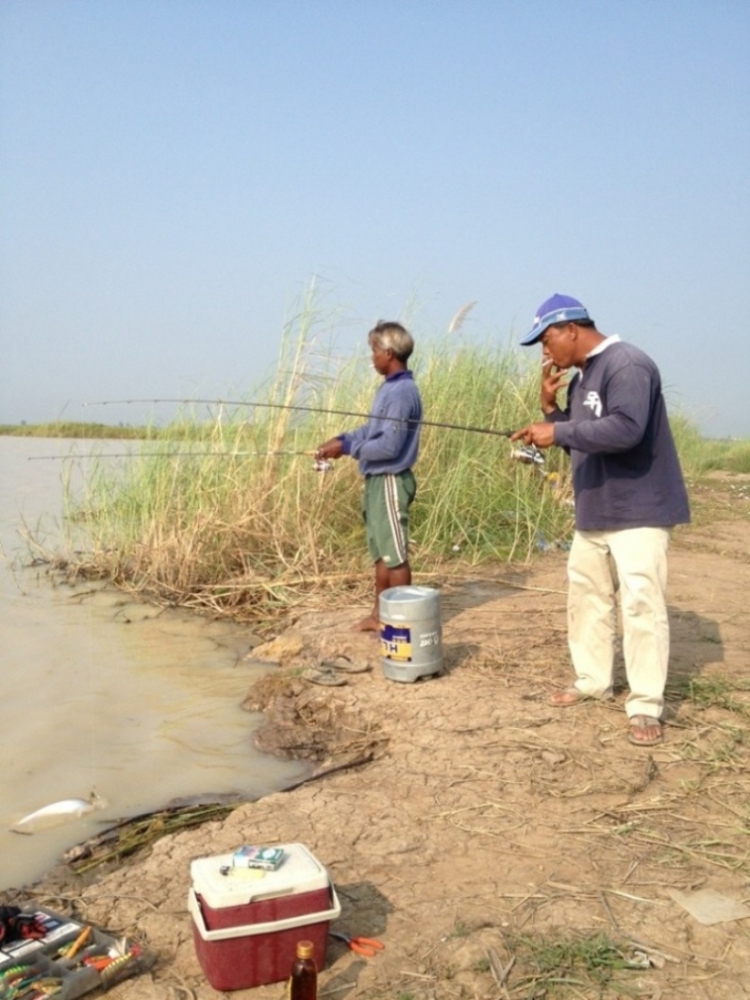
2, 0, 748, 436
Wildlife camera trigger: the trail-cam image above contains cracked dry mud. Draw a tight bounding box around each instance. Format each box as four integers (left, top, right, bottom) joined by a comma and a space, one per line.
5, 474, 750, 999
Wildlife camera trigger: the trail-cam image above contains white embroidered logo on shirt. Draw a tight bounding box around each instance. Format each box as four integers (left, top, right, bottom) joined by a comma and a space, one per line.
583, 391, 602, 417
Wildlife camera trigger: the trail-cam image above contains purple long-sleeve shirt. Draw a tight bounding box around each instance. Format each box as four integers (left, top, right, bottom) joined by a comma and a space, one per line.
546, 339, 690, 531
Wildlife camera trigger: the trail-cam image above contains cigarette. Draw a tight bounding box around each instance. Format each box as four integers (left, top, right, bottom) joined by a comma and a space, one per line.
542, 359, 553, 368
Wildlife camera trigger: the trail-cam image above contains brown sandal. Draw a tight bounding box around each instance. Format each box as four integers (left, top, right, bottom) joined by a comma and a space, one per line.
322, 657, 371, 674
302, 669, 347, 687
628, 715, 663, 746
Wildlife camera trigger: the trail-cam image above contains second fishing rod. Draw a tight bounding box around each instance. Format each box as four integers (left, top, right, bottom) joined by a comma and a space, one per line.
83, 397, 517, 440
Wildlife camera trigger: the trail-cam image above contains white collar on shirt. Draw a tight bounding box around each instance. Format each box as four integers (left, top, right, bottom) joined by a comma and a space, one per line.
586, 334, 621, 359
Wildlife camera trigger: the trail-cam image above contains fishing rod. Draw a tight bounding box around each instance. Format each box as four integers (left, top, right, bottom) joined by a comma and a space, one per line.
29, 443, 542, 469
83, 397, 516, 440
28, 449, 320, 462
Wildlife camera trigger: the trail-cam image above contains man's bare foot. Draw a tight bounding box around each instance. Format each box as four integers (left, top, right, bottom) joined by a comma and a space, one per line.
549, 687, 590, 706
353, 615, 380, 632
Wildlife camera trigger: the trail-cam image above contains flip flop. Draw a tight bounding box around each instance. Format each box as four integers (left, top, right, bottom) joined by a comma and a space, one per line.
302, 669, 347, 687
628, 715, 663, 746
321, 657, 371, 674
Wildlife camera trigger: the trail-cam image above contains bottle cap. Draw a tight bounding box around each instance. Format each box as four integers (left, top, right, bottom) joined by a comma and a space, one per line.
296, 940, 314, 959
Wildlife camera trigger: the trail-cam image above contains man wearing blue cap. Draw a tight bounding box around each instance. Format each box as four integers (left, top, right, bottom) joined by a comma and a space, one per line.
512, 294, 690, 746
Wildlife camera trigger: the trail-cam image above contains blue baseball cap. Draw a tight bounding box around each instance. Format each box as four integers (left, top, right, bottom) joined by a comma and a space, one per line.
520, 294, 590, 346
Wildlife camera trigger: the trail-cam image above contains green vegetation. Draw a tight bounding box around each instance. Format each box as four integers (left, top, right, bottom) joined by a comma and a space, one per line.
67, 803, 238, 874
669, 414, 750, 474
0, 421, 222, 440
447, 918, 472, 939
508, 930, 641, 995
668, 674, 750, 721
38, 298, 746, 622
0, 421, 155, 439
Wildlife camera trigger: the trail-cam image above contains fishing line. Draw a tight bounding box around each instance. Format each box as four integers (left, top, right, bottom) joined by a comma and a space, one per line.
82, 397, 516, 440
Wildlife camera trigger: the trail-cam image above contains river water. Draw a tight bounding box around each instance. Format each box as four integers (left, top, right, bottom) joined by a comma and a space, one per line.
0, 437, 308, 892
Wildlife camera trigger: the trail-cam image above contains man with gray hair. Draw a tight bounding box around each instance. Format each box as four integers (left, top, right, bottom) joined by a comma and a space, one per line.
512, 294, 690, 746
317, 321, 422, 631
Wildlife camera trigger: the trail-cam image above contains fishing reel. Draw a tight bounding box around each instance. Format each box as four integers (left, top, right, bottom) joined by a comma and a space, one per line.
313, 458, 333, 474
510, 443, 545, 467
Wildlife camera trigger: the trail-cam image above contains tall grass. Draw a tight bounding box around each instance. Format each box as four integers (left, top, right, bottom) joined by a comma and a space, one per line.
671, 414, 750, 475
60, 304, 573, 618
0, 422, 154, 439
0, 421, 218, 439
412, 339, 573, 562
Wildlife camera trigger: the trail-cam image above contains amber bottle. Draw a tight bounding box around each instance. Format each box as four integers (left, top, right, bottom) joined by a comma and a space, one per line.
289, 939, 317, 1000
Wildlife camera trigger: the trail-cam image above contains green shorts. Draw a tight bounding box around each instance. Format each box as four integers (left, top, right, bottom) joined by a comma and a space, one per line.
362, 471, 417, 567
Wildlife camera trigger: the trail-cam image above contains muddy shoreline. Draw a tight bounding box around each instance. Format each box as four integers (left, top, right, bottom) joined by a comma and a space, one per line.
2, 620, 385, 900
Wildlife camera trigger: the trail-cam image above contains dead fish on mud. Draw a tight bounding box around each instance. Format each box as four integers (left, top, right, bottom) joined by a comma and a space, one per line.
10, 791, 107, 835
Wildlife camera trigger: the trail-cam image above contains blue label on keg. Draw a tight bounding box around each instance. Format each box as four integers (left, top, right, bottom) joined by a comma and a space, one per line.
381, 624, 412, 662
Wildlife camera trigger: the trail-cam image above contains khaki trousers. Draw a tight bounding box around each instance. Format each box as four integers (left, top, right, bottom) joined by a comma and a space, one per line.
567, 526, 671, 719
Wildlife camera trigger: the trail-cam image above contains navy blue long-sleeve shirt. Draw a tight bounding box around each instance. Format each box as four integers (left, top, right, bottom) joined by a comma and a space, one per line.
546, 339, 690, 531
339, 370, 422, 476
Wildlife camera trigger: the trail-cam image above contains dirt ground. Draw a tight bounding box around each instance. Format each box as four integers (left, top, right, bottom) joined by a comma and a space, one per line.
4, 474, 750, 1000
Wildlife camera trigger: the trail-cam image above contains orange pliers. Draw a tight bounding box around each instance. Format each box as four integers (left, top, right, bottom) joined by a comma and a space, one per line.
331, 931, 385, 958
